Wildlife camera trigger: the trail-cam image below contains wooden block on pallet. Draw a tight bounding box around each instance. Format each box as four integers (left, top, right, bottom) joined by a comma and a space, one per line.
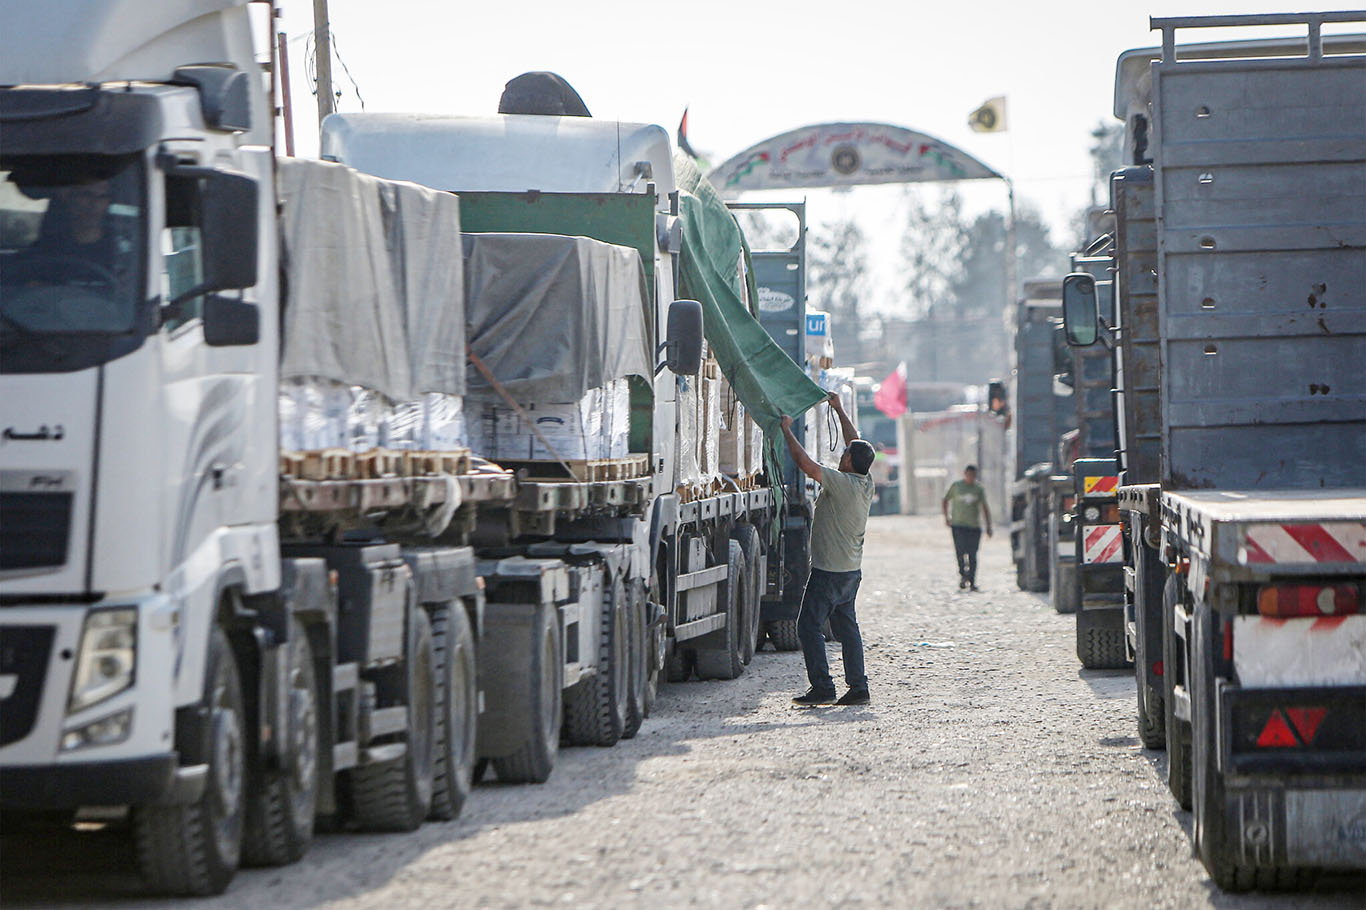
299, 448, 354, 481
356, 448, 402, 479
280, 452, 305, 478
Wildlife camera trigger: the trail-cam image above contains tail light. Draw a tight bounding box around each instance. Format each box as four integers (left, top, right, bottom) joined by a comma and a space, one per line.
1256, 584, 1359, 618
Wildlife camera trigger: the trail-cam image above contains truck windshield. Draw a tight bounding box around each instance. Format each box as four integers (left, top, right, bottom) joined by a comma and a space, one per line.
0, 154, 145, 346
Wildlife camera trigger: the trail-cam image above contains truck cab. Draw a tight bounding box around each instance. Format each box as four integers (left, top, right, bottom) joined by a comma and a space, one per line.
1, 1, 275, 811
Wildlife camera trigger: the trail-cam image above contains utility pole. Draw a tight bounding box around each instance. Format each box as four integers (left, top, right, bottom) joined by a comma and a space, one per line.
276, 31, 296, 156
312, 0, 334, 125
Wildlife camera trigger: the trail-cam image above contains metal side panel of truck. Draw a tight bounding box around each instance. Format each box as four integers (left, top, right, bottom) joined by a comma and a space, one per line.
1147, 14, 1366, 888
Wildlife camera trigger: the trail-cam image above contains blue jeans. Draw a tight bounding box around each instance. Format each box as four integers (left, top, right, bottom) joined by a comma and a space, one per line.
797, 568, 867, 693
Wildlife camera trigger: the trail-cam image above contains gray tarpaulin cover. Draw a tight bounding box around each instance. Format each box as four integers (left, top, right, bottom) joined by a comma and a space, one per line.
462, 232, 652, 401
277, 157, 465, 399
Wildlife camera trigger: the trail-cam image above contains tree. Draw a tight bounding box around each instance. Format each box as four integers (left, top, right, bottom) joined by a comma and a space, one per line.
808, 217, 870, 366
899, 188, 970, 319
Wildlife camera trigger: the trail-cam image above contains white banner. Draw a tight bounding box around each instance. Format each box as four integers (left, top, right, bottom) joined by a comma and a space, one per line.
709, 122, 1000, 197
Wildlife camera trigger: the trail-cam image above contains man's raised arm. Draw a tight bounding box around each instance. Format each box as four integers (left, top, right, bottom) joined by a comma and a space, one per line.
781, 415, 823, 483
829, 392, 858, 446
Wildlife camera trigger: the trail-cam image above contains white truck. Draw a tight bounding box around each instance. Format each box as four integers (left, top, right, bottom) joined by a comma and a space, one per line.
0, 1, 793, 895
1065, 12, 1366, 889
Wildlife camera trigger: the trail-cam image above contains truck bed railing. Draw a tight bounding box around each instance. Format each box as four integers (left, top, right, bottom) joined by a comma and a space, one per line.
1152, 11, 1366, 64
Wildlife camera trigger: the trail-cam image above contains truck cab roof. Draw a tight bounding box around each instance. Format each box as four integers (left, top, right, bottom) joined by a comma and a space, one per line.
320, 113, 677, 209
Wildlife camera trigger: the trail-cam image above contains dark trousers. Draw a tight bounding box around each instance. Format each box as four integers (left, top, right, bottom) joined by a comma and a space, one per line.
951, 525, 982, 584
797, 568, 867, 693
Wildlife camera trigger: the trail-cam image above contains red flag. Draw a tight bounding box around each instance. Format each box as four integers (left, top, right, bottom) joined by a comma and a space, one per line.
874, 363, 907, 418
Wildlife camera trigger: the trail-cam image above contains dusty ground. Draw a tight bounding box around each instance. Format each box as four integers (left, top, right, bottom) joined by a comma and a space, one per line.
3, 515, 1362, 908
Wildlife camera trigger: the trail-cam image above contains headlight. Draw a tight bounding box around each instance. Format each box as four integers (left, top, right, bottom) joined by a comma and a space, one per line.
68, 608, 136, 714
1083, 506, 1101, 522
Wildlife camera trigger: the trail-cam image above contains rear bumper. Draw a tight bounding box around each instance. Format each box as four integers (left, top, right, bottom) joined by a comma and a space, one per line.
0, 753, 199, 810
1218, 781, 1366, 870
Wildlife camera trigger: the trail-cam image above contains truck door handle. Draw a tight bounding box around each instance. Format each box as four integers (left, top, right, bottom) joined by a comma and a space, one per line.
211, 463, 226, 490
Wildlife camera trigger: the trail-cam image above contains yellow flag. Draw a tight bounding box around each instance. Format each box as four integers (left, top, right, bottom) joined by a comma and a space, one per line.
968, 96, 1007, 133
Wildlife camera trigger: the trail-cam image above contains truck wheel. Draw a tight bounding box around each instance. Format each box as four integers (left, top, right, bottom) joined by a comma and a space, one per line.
133, 626, 245, 895
732, 525, 762, 665
1076, 610, 1130, 669
429, 602, 478, 821
1162, 576, 1192, 810
767, 618, 801, 652
349, 606, 435, 830
623, 578, 648, 739
564, 571, 628, 747
642, 570, 663, 714
1136, 682, 1166, 750
492, 601, 562, 783
696, 542, 746, 680
666, 648, 694, 682
243, 618, 319, 866
1052, 563, 1079, 614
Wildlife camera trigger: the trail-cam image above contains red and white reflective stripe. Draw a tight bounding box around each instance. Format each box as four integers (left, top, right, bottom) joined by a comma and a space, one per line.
1083, 524, 1124, 564
1083, 475, 1118, 495
1242, 522, 1366, 566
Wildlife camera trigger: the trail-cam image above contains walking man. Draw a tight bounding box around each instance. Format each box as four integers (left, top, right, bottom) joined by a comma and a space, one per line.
780, 394, 876, 707
942, 465, 992, 590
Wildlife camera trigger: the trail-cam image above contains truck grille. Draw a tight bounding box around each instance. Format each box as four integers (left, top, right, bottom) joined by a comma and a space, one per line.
0, 492, 73, 570
0, 625, 55, 746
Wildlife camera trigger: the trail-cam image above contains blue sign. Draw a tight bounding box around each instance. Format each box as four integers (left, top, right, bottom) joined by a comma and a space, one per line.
806, 313, 827, 336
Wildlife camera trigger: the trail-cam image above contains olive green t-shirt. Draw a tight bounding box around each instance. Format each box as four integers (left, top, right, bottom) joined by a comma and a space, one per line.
810, 468, 876, 572
944, 479, 987, 528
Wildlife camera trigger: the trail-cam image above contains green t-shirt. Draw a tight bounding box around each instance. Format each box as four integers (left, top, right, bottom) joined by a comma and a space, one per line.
944, 480, 987, 528
810, 468, 876, 572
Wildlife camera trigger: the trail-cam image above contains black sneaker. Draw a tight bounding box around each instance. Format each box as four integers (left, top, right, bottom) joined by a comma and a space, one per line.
836, 688, 870, 706
969, 583, 979, 592
792, 688, 837, 706
958, 578, 967, 590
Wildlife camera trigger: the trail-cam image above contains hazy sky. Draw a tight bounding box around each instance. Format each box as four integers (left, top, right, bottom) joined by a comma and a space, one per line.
270, 1, 1355, 310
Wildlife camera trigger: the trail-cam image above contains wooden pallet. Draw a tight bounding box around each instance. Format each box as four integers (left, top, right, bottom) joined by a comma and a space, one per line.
402, 448, 472, 477
356, 448, 403, 479
283, 447, 475, 481
296, 448, 354, 481
501, 455, 651, 483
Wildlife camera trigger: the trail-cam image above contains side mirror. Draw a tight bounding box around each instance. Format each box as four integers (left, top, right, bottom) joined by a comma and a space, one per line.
664, 299, 704, 375
200, 170, 259, 293
203, 295, 260, 346
1061, 272, 1099, 346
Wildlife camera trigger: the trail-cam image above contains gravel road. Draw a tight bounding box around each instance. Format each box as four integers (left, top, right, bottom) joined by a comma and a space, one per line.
4, 515, 1361, 908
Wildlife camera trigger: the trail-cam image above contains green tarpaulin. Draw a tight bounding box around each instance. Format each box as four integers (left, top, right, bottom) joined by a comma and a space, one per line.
673, 151, 827, 435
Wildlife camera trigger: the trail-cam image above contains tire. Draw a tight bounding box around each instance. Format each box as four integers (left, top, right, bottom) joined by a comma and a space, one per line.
492, 602, 562, 783
1076, 610, 1130, 669
349, 606, 436, 831
666, 648, 693, 682
732, 525, 763, 665
622, 577, 648, 740
133, 626, 245, 896
1162, 576, 1192, 811
564, 570, 628, 747
429, 603, 477, 821
767, 618, 801, 652
1050, 514, 1079, 614
1137, 682, 1166, 750
642, 571, 663, 715
696, 542, 746, 680
243, 618, 319, 866
1134, 546, 1166, 750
